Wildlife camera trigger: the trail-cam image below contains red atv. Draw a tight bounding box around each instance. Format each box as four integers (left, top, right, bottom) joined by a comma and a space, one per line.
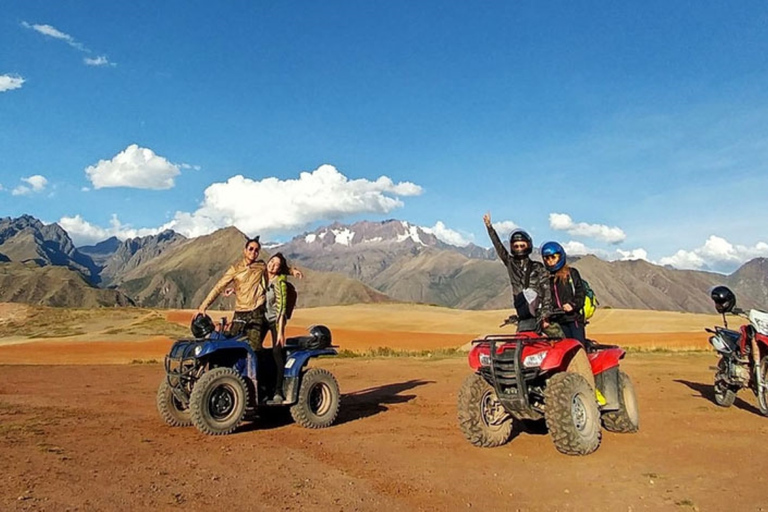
457, 314, 639, 455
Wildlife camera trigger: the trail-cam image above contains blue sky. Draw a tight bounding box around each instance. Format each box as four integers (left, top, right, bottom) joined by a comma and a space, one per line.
2, 1, 768, 273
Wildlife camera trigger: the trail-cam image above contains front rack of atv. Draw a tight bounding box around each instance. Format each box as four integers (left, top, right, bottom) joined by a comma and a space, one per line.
474, 334, 554, 418
164, 340, 206, 405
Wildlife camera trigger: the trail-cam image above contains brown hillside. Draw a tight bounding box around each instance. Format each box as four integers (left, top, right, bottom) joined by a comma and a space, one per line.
117, 227, 394, 309
0, 262, 133, 308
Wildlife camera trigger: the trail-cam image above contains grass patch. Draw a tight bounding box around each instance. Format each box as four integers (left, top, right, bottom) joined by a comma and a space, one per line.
624, 346, 710, 354
130, 359, 160, 365
336, 347, 462, 359
0, 306, 147, 338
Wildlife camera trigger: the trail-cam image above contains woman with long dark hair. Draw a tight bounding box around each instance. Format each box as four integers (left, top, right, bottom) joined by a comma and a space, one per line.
540, 241, 587, 344
264, 252, 292, 404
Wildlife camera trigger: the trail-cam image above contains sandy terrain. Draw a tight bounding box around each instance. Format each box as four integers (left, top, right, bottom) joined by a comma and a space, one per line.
2, 354, 768, 511
0, 304, 731, 363
2, 303, 763, 511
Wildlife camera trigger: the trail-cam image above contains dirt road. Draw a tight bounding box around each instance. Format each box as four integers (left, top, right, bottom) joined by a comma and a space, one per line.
2, 354, 767, 511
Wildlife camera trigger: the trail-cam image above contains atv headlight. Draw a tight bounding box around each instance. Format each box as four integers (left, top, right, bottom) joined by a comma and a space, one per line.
479, 353, 491, 366
194, 345, 203, 357
523, 351, 548, 368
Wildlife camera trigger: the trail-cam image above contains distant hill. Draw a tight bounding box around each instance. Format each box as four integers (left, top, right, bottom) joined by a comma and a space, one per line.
0, 215, 98, 283
277, 220, 768, 313
78, 236, 122, 266
98, 230, 187, 287
117, 226, 393, 309
0, 214, 766, 313
0, 262, 134, 307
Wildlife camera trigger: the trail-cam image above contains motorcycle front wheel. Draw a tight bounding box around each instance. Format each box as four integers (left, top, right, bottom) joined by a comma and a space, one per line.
714, 358, 736, 408
757, 356, 768, 417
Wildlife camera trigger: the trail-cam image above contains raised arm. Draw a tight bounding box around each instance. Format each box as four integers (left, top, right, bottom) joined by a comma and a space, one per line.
484, 213, 510, 264
198, 265, 237, 313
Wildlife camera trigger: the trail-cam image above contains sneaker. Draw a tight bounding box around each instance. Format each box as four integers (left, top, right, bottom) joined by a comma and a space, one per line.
268, 394, 284, 405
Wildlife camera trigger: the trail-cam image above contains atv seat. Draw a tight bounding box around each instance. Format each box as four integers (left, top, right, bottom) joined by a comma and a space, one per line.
285, 336, 315, 349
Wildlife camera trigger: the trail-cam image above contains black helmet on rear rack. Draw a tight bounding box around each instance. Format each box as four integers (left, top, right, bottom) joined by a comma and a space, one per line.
710, 286, 736, 314
306, 325, 332, 349
191, 313, 215, 339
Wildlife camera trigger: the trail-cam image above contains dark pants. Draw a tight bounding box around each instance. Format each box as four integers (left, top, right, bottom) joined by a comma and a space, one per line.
559, 321, 586, 344
232, 308, 270, 352
266, 322, 285, 398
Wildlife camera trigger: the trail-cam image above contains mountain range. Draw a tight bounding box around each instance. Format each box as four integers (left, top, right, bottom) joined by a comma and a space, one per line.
0, 214, 766, 314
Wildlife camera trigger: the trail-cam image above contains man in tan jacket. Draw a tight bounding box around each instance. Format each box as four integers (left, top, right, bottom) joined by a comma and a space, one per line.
198, 236, 301, 351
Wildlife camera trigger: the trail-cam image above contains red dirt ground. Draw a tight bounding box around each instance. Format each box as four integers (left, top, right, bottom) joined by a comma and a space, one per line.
2, 353, 768, 511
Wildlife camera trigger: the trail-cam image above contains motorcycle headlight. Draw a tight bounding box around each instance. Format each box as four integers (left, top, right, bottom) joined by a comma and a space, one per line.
709, 335, 729, 353
523, 351, 548, 368
194, 345, 203, 356
479, 353, 491, 366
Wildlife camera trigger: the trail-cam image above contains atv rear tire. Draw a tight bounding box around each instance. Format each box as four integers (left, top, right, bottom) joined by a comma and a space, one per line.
457, 373, 513, 448
544, 372, 601, 456
189, 367, 249, 435
601, 371, 639, 433
290, 368, 340, 429
156, 378, 192, 427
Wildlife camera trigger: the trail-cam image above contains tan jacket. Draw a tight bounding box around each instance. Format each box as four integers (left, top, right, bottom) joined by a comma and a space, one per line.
200, 258, 267, 312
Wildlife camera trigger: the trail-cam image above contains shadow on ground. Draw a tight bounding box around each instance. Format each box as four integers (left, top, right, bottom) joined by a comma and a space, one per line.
674, 379, 762, 416
238, 379, 436, 432
335, 379, 435, 425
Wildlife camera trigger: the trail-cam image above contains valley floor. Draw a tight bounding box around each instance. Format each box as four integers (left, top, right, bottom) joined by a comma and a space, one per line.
2, 354, 767, 511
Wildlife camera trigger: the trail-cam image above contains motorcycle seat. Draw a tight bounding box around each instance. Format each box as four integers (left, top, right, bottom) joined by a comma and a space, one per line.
749, 309, 768, 336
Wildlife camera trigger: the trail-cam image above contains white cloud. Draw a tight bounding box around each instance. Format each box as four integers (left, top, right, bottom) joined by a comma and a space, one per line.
85, 144, 181, 189
560, 240, 649, 262
179, 163, 201, 171
616, 248, 649, 261
422, 221, 472, 247
84, 55, 115, 67
22, 22, 87, 51
58, 214, 164, 246
12, 175, 48, 196
562, 240, 591, 256
0, 74, 25, 92
163, 164, 423, 238
660, 235, 768, 271
492, 220, 519, 239
549, 213, 626, 244
22, 22, 115, 66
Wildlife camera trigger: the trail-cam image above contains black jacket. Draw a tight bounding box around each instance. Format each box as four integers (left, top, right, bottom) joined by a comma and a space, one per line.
487, 224, 553, 321
549, 267, 586, 324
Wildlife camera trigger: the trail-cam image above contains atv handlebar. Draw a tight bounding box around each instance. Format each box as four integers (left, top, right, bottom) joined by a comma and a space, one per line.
499, 309, 568, 328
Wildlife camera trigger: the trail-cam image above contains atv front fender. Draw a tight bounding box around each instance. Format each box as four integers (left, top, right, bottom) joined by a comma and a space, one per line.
539, 339, 584, 372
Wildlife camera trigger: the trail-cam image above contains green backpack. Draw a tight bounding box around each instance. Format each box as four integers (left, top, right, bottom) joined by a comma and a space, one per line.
581, 279, 598, 320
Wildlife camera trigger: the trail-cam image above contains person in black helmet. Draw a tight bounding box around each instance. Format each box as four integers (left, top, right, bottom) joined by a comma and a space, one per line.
483, 212, 555, 334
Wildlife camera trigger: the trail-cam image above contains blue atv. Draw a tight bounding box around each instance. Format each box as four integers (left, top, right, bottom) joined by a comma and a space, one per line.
156, 315, 340, 435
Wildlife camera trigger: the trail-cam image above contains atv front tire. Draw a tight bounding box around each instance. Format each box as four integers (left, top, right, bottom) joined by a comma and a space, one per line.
544, 372, 601, 455
457, 373, 514, 448
156, 378, 192, 427
189, 367, 249, 435
601, 371, 640, 433
290, 368, 340, 429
